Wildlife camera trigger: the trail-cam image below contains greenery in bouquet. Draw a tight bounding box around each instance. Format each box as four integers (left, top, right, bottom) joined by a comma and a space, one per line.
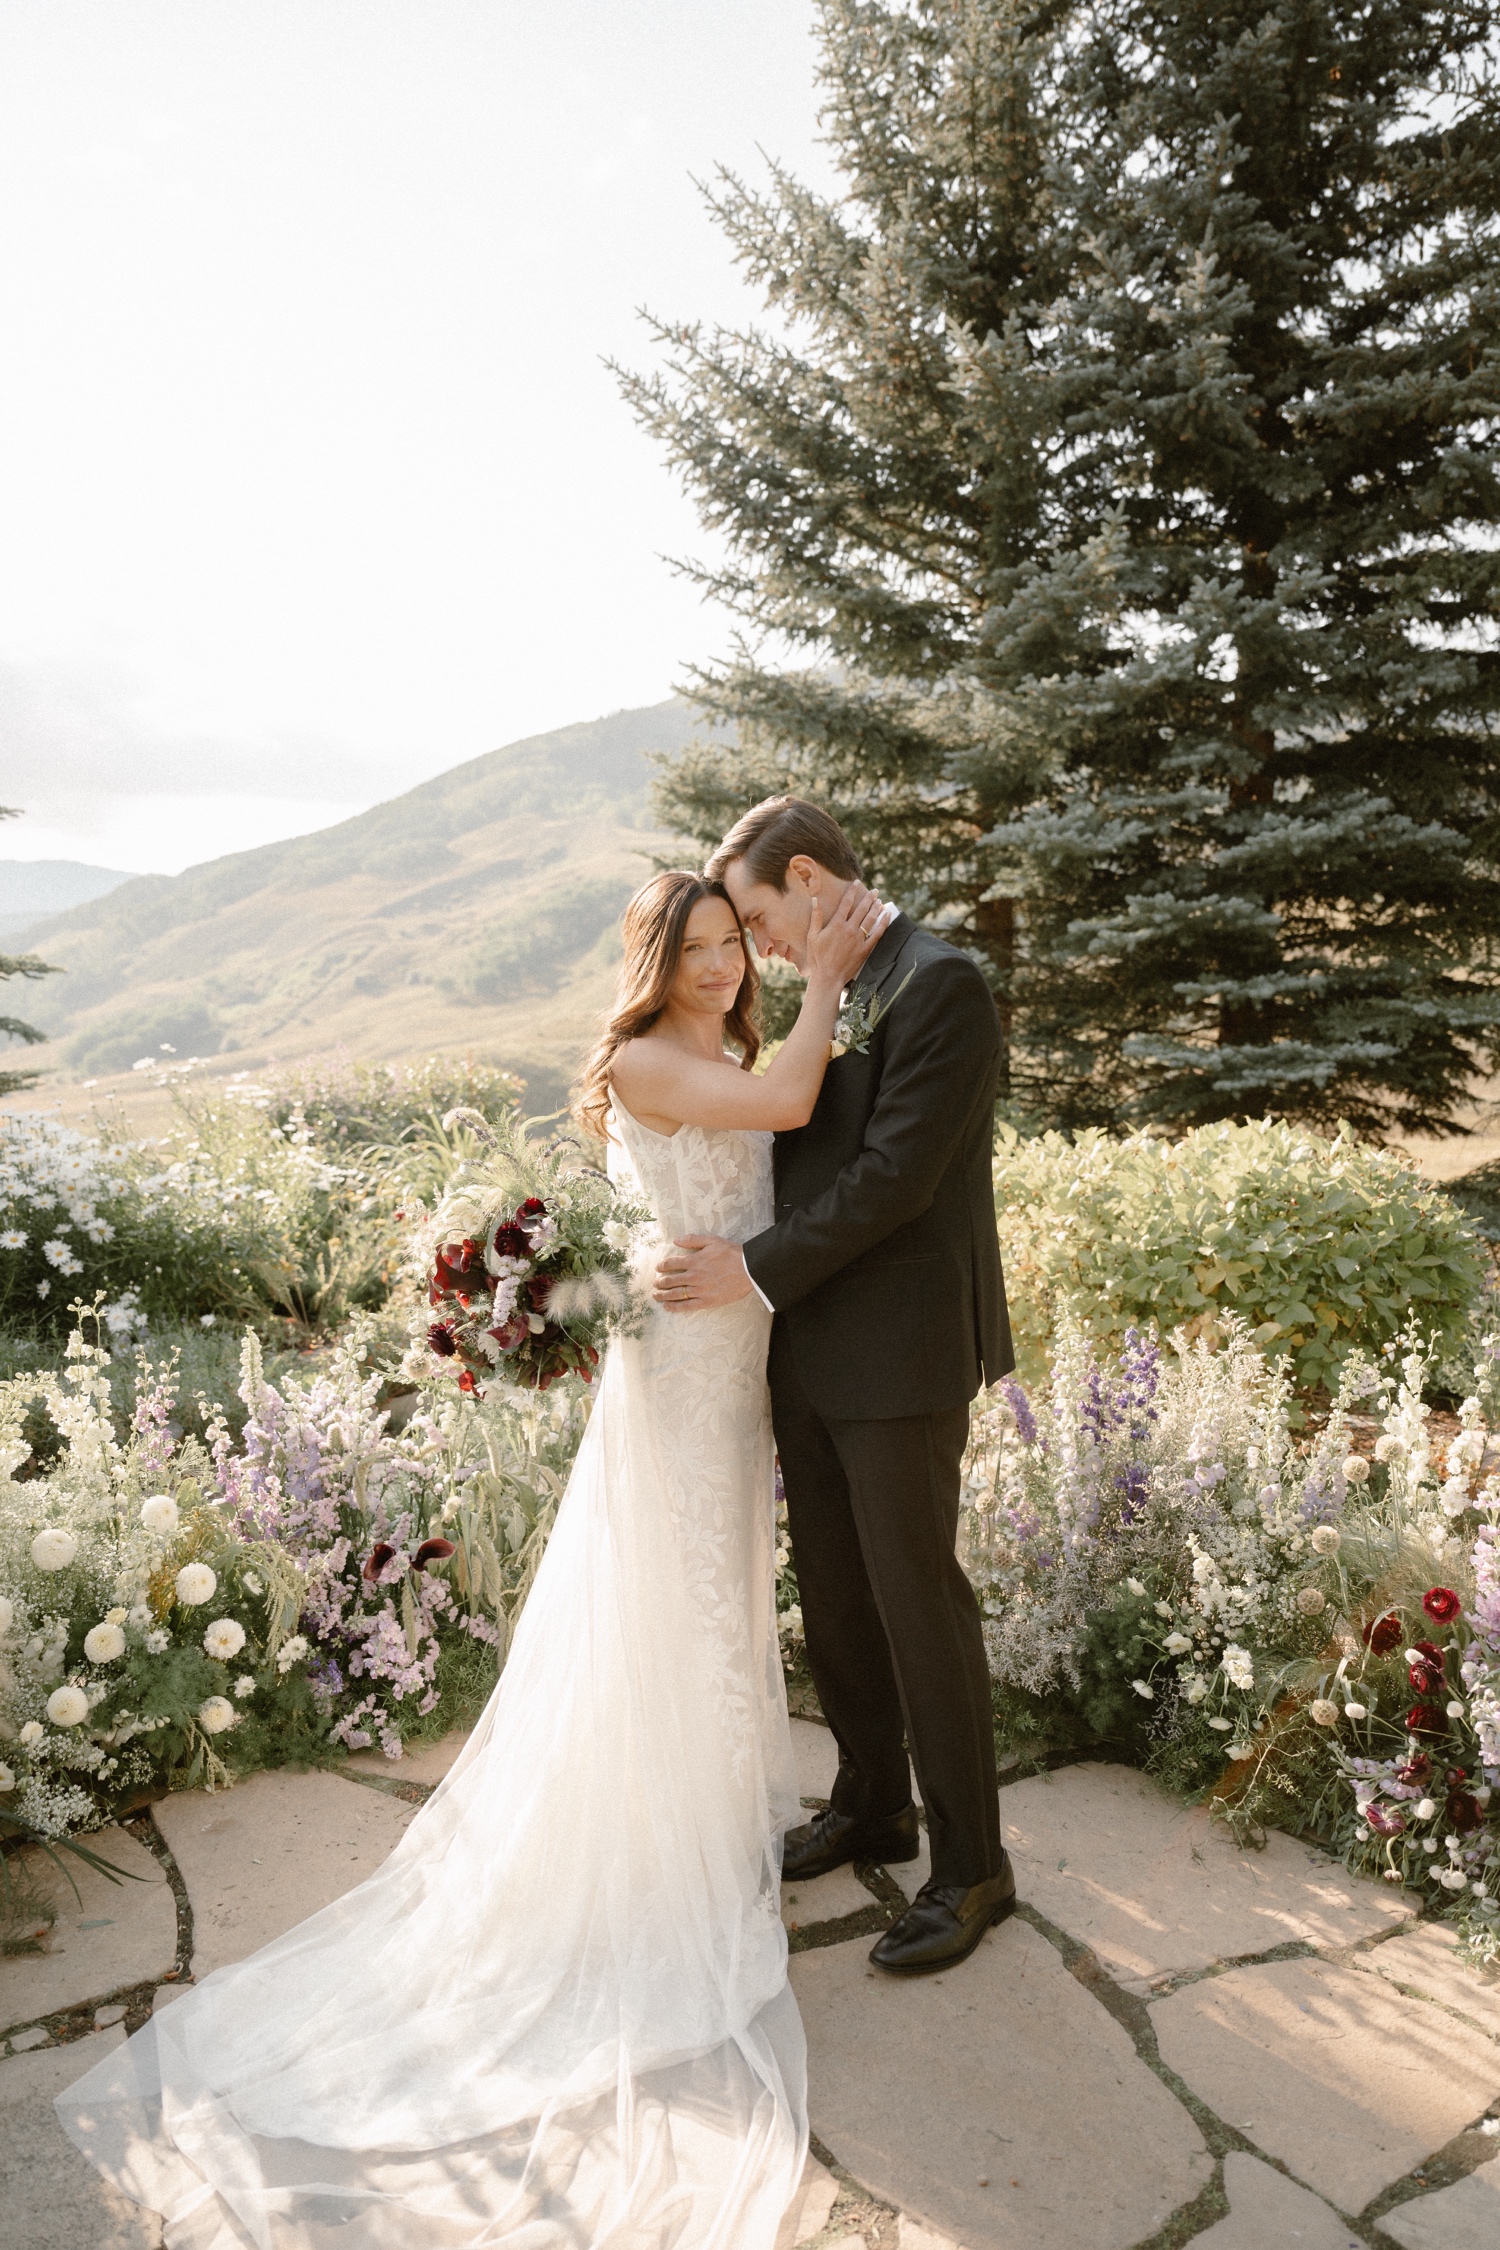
410, 1110, 650, 1395
993, 1120, 1484, 1392
963, 1316, 1500, 1951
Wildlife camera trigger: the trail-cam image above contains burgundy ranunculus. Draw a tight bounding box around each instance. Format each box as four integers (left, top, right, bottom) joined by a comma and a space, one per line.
490, 1223, 529, 1262
1406, 1702, 1448, 1738
411, 1538, 456, 1574
1423, 1587, 1462, 1625
362, 1542, 397, 1582
1364, 1612, 1403, 1655
1448, 1789, 1486, 1834
427, 1322, 458, 1358
1364, 1802, 1406, 1837
1408, 1656, 1444, 1695
1395, 1752, 1432, 1787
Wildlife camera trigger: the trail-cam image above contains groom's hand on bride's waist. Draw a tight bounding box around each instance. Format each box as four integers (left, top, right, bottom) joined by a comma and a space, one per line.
654, 1236, 757, 1313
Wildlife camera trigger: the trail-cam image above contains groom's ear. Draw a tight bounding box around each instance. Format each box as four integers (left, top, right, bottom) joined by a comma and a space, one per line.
784, 854, 821, 895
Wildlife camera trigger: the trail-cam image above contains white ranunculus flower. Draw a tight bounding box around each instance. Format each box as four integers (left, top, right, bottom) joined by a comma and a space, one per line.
1126, 1578, 1147, 1598
1130, 1678, 1154, 1699
1206, 1715, 1233, 1731
1226, 1741, 1255, 1760
1310, 1525, 1341, 1555
0, 1763, 13, 1790
31, 1528, 78, 1571
46, 1683, 89, 1727
1154, 1600, 1174, 1619
1344, 1702, 1368, 1720
83, 1621, 126, 1664
1296, 1586, 1326, 1615
175, 1562, 217, 1606
1308, 1699, 1339, 1727
203, 1618, 246, 1662
198, 1695, 236, 1735
1415, 1797, 1437, 1820
1342, 1455, 1371, 1486
0, 1595, 13, 1636
18, 1719, 43, 1748
140, 1494, 179, 1534
1183, 1677, 1209, 1705
1164, 1631, 1193, 1656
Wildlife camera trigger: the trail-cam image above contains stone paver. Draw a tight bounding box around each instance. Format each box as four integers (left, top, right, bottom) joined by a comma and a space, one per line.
0, 1824, 174, 2032
791, 1919, 1211, 2250
1379, 2154, 1500, 2250
899, 2221, 963, 2249
0, 2025, 162, 2248
344, 1726, 473, 1785
1152, 1955, 1500, 2212
774, 2151, 840, 2247
1189, 2152, 1355, 2248
782, 1862, 876, 1927
156, 1767, 415, 1976
1358, 1923, 1500, 2038
1003, 1764, 1414, 1986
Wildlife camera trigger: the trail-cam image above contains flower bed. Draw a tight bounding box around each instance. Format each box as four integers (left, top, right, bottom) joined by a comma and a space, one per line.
962, 1316, 1500, 1956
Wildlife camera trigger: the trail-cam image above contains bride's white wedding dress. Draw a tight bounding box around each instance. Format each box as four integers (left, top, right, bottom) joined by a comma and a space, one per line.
58, 1108, 807, 2250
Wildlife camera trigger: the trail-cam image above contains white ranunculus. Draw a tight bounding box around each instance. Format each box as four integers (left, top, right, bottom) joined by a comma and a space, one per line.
31, 1528, 78, 1571
198, 1695, 236, 1735
1296, 1587, 1326, 1615
0, 1763, 13, 1790
1126, 1578, 1147, 1597
1206, 1715, 1233, 1731
1415, 1797, 1437, 1820
1344, 1701, 1368, 1720
175, 1562, 217, 1606
46, 1683, 89, 1727
18, 1719, 43, 1749
1226, 1741, 1255, 1760
1183, 1677, 1209, 1705
1310, 1525, 1341, 1555
1130, 1678, 1154, 1699
83, 1621, 126, 1664
1342, 1455, 1371, 1486
1153, 1600, 1174, 1619
203, 1618, 246, 1662
1164, 1631, 1193, 1656
1308, 1699, 1339, 1727
140, 1494, 179, 1535
0, 1596, 13, 1635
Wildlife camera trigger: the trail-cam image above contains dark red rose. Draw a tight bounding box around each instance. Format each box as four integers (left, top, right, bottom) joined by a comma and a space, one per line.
1447, 1789, 1486, 1834
1406, 1703, 1448, 1738
490, 1223, 529, 1262
1364, 1612, 1403, 1655
411, 1539, 456, 1574
1395, 1753, 1432, 1786
362, 1542, 397, 1582
1423, 1587, 1462, 1625
427, 1323, 458, 1358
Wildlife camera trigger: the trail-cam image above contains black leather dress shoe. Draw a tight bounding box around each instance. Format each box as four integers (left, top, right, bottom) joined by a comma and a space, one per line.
782, 1802, 920, 1882
868, 1857, 1017, 1974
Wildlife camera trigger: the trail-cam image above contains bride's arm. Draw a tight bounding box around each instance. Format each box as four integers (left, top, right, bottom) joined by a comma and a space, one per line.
610, 885, 885, 1133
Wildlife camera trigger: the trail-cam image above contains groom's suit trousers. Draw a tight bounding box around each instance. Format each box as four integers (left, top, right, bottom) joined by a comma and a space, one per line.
769, 1320, 1002, 1892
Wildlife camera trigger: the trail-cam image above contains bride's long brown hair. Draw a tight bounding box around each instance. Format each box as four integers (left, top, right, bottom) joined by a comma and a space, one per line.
575, 871, 762, 1141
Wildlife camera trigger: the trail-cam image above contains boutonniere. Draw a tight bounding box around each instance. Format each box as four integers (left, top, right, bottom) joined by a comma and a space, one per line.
830, 968, 915, 1059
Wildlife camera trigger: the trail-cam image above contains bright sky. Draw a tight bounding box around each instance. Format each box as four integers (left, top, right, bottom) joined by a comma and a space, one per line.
0, 0, 830, 874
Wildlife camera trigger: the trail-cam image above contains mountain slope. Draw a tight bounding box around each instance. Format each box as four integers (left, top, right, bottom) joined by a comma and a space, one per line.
20, 700, 711, 1107
0, 859, 134, 938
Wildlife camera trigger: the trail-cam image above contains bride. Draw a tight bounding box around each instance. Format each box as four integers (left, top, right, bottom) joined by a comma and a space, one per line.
57, 867, 885, 2250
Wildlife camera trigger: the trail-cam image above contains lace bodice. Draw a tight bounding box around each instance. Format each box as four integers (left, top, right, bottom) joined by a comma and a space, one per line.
607, 1103, 773, 1246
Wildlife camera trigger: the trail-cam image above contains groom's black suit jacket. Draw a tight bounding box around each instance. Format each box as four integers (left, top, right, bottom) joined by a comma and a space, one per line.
743, 914, 1013, 1422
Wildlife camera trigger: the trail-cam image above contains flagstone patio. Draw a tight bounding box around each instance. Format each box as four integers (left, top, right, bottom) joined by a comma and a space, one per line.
3, 1720, 1497, 2250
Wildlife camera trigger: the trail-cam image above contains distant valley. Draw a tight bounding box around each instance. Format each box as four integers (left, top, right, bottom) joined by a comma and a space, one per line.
10, 699, 712, 1118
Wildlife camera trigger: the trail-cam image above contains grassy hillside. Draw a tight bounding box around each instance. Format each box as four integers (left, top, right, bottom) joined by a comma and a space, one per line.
0, 858, 134, 937
17, 700, 708, 1115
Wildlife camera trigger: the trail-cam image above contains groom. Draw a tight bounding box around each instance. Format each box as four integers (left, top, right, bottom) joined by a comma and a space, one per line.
654, 796, 1016, 1975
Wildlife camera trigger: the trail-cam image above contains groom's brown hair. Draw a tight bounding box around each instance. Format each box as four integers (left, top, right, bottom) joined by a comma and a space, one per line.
705, 795, 862, 890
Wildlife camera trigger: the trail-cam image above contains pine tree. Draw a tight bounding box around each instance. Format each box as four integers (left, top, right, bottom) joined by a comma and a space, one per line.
0, 808, 58, 1096
622, 0, 1500, 1133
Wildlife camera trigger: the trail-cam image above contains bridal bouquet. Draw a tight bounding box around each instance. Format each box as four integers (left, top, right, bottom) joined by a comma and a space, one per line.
413, 1113, 651, 1393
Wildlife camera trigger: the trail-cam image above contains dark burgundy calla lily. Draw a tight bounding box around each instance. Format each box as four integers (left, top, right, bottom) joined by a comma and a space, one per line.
362, 1543, 397, 1582
411, 1539, 456, 1574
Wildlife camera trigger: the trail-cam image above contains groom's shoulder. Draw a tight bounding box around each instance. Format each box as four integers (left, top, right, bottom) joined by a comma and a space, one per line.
898, 921, 992, 995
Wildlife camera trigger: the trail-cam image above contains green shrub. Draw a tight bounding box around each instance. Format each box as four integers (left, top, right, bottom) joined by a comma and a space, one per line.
995, 1119, 1485, 1390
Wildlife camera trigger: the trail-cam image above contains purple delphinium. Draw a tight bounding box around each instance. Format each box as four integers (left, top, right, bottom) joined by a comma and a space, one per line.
1001, 1377, 1038, 1448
